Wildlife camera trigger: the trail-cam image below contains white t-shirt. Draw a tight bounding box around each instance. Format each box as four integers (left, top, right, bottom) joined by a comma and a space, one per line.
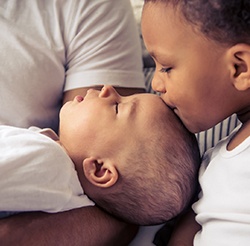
193, 128, 250, 246
0, 0, 145, 131
0, 125, 94, 216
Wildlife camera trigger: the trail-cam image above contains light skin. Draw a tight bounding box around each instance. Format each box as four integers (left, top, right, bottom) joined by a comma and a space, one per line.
141, 2, 250, 245
60, 85, 168, 191
0, 86, 144, 246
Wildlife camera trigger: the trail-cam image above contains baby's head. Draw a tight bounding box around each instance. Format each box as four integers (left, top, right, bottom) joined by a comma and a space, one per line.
86, 102, 200, 225
59, 85, 200, 225
141, 0, 250, 133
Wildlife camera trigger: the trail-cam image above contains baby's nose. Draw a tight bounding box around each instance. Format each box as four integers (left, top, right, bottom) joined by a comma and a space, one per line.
99, 85, 117, 98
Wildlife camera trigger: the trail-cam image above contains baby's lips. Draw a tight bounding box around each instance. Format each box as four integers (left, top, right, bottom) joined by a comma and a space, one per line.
75, 95, 84, 102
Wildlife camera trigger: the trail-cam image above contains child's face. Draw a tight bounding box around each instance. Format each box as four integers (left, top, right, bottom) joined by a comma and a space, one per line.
142, 2, 234, 133
59, 85, 167, 163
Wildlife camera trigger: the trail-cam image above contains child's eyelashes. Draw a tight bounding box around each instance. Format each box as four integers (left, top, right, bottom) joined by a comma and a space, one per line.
159, 67, 172, 73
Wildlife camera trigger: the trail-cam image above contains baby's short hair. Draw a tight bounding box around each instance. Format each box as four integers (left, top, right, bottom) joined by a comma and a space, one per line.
93, 105, 200, 225
144, 0, 250, 46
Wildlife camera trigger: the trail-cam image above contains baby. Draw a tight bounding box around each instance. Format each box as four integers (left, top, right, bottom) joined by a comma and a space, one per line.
0, 86, 200, 225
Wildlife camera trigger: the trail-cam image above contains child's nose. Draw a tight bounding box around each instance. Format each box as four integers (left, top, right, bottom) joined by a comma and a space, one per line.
99, 85, 118, 98
151, 73, 167, 94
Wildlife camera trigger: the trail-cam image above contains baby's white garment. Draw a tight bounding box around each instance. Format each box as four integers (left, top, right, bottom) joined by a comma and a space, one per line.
193, 128, 250, 246
0, 126, 94, 215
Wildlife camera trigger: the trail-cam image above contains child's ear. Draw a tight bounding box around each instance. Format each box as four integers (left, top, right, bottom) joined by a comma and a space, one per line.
82, 157, 118, 188
228, 43, 250, 91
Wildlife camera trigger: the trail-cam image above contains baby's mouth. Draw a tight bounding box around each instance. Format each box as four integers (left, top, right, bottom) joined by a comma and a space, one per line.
75, 95, 84, 102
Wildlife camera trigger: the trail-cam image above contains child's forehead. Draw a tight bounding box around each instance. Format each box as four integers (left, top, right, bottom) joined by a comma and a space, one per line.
142, 2, 190, 36
142, 1, 200, 32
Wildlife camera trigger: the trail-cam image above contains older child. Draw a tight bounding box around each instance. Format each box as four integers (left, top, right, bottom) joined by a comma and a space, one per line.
141, 0, 250, 244
0, 86, 200, 226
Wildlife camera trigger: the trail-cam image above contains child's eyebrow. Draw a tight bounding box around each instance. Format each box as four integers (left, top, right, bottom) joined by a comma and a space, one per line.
148, 49, 172, 63
147, 48, 161, 58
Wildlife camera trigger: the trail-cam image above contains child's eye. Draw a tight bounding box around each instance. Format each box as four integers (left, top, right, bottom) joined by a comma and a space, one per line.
159, 67, 172, 73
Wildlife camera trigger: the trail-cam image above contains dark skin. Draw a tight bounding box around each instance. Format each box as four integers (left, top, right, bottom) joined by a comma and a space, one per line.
167, 209, 201, 246
0, 207, 138, 246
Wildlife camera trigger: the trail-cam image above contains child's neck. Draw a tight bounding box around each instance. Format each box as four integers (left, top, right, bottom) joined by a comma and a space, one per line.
237, 106, 250, 124
227, 119, 250, 151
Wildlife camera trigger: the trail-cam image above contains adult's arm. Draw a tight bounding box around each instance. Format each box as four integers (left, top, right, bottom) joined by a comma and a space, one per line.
0, 207, 138, 246
167, 209, 201, 246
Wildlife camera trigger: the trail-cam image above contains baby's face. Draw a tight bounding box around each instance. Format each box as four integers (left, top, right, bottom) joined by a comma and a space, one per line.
142, 2, 235, 133
59, 85, 168, 164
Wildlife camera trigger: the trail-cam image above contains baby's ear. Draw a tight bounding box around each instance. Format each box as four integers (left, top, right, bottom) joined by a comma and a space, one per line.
82, 157, 118, 188
228, 43, 250, 91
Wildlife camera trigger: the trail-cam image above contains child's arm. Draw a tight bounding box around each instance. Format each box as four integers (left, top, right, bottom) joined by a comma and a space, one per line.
168, 209, 201, 246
